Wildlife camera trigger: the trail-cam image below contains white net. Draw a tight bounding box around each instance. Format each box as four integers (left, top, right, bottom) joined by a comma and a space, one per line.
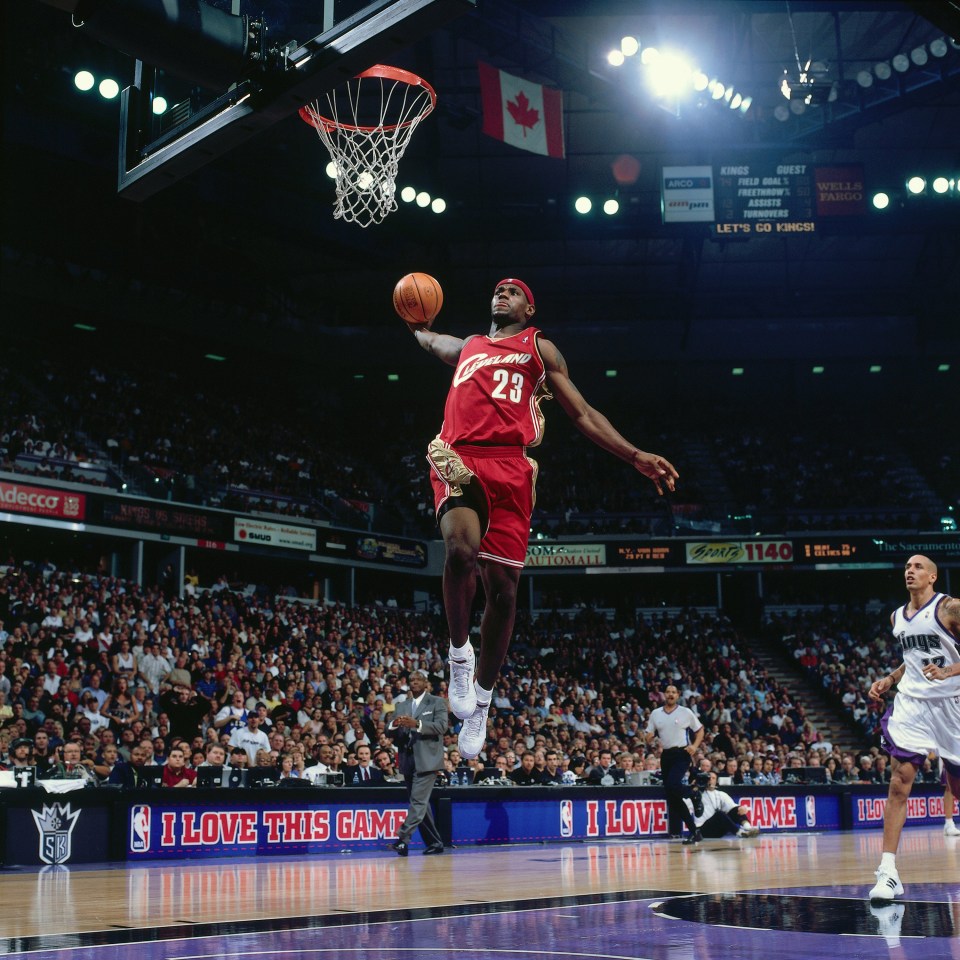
302, 68, 436, 228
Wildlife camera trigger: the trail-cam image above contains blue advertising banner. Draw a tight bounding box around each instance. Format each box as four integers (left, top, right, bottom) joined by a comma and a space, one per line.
127, 799, 411, 859
450, 789, 841, 845
849, 788, 957, 830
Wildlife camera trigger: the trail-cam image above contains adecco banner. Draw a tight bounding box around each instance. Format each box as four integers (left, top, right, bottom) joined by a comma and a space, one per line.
525, 543, 606, 567
127, 801, 410, 858
0, 481, 85, 520
233, 518, 316, 552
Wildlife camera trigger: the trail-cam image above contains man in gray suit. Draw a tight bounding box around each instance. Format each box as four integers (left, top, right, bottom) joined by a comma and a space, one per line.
386, 671, 449, 856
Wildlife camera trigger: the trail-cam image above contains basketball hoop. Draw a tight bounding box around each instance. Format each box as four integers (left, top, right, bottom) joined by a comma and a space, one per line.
300, 64, 437, 227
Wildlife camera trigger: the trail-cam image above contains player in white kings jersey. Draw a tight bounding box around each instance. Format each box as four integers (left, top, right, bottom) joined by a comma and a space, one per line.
866, 554, 960, 902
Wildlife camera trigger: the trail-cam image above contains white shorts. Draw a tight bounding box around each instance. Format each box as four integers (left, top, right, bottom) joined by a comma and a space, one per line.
882, 692, 960, 770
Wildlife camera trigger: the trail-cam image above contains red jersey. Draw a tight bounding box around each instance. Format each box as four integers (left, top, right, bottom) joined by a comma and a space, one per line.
438, 328, 550, 447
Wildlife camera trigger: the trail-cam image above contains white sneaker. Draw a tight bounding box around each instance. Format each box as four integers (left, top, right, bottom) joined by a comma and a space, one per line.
737, 824, 760, 837
944, 821, 960, 837
458, 689, 490, 759
448, 645, 477, 720
868, 866, 904, 901
869, 902, 905, 947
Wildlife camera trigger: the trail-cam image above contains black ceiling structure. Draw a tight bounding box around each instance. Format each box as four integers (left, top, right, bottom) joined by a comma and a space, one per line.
2, 0, 958, 384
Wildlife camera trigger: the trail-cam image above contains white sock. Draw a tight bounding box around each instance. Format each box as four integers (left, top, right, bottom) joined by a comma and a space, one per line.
449, 641, 472, 661
474, 680, 493, 704
880, 852, 897, 872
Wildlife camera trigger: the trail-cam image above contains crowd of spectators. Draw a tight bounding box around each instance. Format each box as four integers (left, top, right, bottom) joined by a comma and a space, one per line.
0, 556, 911, 793
3, 347, 955, 543
763, 606, 896, 740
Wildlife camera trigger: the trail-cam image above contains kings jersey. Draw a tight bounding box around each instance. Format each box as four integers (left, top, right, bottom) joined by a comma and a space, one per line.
892, 593, 960, 700
439, 328, 551, 447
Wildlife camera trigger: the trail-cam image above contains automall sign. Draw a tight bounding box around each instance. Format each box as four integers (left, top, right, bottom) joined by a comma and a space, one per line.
0, 481, 85, 520
525, 543, 606, 567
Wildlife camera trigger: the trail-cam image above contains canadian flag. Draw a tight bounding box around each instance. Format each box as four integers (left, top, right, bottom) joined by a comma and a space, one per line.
478, 61, 565, 159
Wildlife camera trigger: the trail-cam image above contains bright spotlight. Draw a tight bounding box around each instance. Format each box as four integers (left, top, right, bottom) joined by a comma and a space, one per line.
602, 199, 619, 215
415, 191, 431, 208
711, 82, 726, 100
692, 72, 709, 91
98, 78, 119, 99
152, 96, 167, 115
574, 196, 592, 214
640, 46, 660, 65
607, 49, 625, 67
932, 177, 949, 194
621, 36, 640, 57
729, 92, 742, 109
929, 38, 948, 58
906, 176, 926, 194
910, 45, 928, 66
356, 171, 374, 190
872, 192, 890, 209
400, 185, 416, 202
739, 96, 753, 113
892, 53, 910, 72
326, 161, 338, 179
74, 70, 95, 92
430, 197, 446, 214
646, 51, 694, 97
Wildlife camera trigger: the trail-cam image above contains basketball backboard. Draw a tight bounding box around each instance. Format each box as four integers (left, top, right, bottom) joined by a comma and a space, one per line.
105, 0, 473, 200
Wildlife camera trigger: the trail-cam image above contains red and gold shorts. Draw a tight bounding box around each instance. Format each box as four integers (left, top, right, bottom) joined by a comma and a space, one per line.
427, 438, 537, 568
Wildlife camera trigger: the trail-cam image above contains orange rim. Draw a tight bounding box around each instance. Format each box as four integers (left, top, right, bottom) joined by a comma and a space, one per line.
299, 64, 437, 134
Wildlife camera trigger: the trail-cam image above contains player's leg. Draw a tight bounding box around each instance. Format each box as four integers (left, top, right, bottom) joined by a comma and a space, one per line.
945, 762, 960, 836
439, 502, 482, 652
869, 757, 917, 899
438, 496, 484, 720
476, 560, 522, 690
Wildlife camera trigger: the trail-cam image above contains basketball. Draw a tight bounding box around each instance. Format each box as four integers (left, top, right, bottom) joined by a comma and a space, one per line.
393, 272, 443, 327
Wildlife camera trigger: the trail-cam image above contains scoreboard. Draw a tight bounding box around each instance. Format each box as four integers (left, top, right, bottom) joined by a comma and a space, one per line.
714, 160, 815, 235
662, 159, 866, 233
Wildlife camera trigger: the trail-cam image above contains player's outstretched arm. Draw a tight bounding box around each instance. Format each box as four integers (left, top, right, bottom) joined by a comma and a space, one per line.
540, 336, 678, 495
409, 324, 466, 366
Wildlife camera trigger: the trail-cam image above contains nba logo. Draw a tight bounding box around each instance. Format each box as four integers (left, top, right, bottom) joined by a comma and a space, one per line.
805, 795, 816, 828
560, 799, 573, 838
130, 805, 151, 853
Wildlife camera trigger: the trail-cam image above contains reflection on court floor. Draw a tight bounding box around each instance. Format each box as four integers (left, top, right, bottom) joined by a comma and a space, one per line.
2, 829, 957, 960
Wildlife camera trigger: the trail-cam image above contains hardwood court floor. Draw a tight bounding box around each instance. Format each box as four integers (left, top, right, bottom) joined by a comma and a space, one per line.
1, 828, 958, 960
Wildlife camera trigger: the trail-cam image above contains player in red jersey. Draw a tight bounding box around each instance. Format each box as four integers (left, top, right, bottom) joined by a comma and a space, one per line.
410, 278, 678, 758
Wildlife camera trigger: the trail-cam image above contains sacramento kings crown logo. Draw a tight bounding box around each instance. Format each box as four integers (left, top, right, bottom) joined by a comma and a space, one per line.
31, 803, 81, 865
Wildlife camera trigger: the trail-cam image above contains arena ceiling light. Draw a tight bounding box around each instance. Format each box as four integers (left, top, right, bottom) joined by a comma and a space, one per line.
74, 70, 95, 91
906, 176, 926, 194
399, 185, 446, 213
872, 192, 890, 209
